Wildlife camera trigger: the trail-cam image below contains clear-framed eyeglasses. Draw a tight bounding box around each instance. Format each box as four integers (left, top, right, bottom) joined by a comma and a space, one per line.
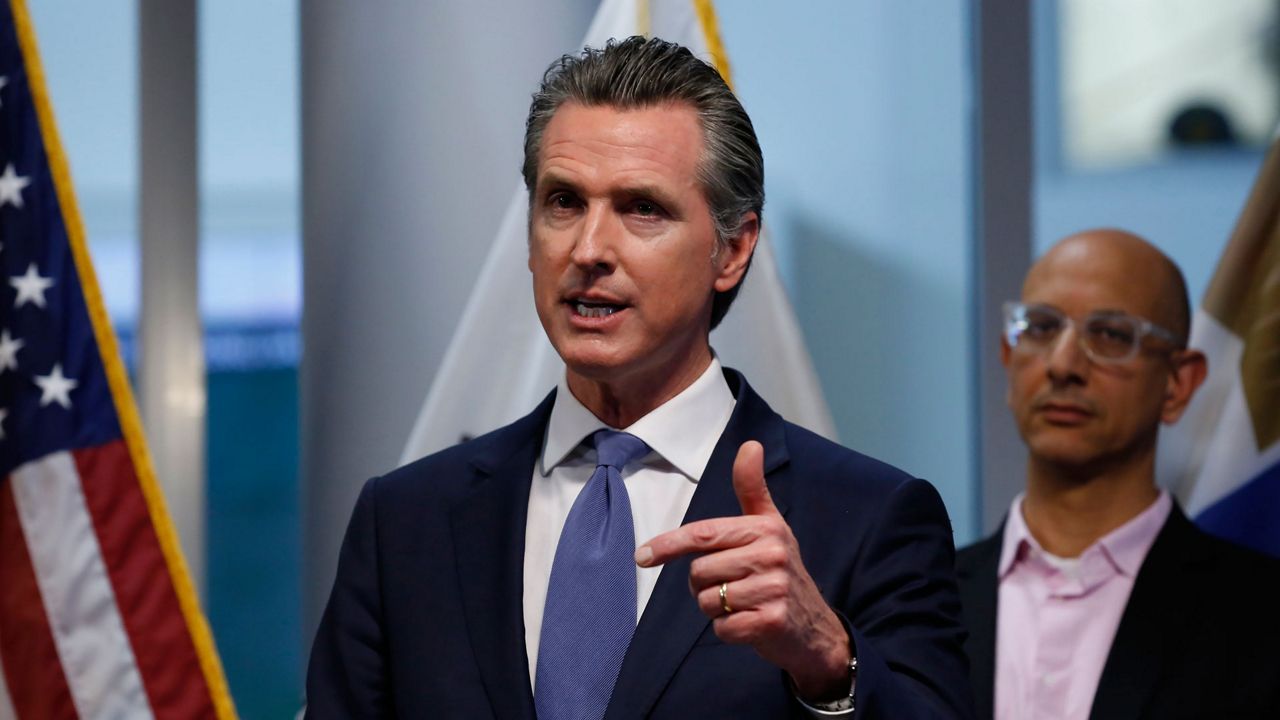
1003, 301, 1184, 364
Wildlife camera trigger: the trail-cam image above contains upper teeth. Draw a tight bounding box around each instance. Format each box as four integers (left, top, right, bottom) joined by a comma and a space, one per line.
576, 302, 617, 318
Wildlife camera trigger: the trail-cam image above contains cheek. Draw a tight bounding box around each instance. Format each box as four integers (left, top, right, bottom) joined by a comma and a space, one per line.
528, 245, 563, 285
528, 261, 550, 297
632, 251, 708, 300
1119, 380, 1169, 428
1006, 362, 1042, 409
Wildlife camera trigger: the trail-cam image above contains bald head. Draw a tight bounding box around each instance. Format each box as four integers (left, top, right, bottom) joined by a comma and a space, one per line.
1026, 228, 1191, 343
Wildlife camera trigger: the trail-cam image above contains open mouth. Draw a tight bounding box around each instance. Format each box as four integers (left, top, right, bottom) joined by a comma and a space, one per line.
570, 300, 625, 318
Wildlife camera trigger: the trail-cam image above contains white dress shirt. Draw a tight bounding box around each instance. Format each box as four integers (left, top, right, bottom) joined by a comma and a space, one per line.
522, 359, 855, 716
523, 358, 735, 686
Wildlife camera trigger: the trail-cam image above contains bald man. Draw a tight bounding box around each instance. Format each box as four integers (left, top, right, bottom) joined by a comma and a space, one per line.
957, 229, 1280, 720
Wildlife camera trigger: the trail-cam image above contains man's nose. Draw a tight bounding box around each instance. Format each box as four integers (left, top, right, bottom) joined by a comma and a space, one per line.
1045, 323, 1090, 384
569, 203, 618, 271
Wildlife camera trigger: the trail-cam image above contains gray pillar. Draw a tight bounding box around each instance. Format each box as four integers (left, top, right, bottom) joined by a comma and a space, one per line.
973, 0, 1033, 533
139, 0, 206, 594
300, 0, 597, 644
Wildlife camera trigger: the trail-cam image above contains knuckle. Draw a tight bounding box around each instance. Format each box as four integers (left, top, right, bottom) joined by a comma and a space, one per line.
759, 543, 788, 568
760, 605, 787, 632
762, 574, 789, 599
690, 522, 719, 545
688, 556, 710, 584
758, 515, 785, 535
762, 517, 797, 545
713, 617, 747, 644
747, 540, 788, 568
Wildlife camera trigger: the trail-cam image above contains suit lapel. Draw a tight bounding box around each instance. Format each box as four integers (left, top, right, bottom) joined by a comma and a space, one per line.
449, 393, 554, 720
605, 372, 790, 719
1089, 506, 1206, 720
956, 532, 1002, 720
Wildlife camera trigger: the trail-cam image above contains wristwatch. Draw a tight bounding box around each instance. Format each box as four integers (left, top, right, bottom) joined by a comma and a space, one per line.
804, 656, 857, 715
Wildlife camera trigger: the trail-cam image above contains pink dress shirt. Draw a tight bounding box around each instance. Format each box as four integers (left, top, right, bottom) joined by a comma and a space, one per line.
995, 491, 1171, 720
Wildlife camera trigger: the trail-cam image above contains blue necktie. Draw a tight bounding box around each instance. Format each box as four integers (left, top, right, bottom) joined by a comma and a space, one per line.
535, 430, 650, 720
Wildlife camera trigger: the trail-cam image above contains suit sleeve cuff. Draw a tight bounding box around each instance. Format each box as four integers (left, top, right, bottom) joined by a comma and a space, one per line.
791, 610, 857, 717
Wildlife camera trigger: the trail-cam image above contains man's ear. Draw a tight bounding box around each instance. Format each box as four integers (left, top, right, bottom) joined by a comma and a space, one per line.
1162, 349, 1208, 424
1000, 335, 1014, 407
713, 213, 759, 293
527, 214, 537, 272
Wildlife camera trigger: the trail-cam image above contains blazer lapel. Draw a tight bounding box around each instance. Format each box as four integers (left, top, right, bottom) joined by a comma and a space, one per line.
955, 532, 1002, 720
605, 372, 791, 719
1088, 506, 1205, 720
449, 393, 554, 720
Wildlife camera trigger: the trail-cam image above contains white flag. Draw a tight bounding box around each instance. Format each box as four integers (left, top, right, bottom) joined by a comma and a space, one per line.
401, 0, 834, 463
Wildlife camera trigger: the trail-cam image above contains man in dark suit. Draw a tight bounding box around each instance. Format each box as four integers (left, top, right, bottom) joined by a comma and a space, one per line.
307, 37, 973, 719
957, 228, 1280, 720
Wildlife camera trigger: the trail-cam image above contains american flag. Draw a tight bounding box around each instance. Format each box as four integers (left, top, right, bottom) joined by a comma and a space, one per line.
0, 1, 235, 717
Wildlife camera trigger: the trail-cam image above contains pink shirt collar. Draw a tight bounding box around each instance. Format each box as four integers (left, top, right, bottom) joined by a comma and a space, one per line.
998, 489, 1171, 584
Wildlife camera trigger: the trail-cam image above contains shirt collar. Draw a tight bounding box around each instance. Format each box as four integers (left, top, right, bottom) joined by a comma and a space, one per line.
998, 489, 1172, 579
1095, 490, 1171, 576
997, 495, 1033, 579
539, 357, 736, 481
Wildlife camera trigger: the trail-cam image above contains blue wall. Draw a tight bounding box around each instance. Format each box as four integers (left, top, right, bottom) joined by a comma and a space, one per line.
1035, 153, 1265, 302
721, 2, 978, 542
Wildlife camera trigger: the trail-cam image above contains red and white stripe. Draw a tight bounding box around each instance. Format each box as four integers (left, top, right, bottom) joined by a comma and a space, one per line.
0, 440, 214, 720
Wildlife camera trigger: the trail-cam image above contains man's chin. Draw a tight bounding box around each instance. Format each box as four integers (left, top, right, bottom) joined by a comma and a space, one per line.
558, 348, 635, 384
1025, 432, 1106, 469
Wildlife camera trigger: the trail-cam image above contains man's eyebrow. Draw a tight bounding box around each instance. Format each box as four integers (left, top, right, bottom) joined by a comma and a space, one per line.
614, 183, 680, 208
536, 172, 580, 193
535, 174, 683, 211
1028, 302, 1130, 314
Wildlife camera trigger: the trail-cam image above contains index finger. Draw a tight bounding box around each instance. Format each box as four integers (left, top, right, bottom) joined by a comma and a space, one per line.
634, 515, 767, 568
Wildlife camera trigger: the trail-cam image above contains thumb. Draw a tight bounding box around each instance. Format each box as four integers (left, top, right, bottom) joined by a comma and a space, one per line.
732, 440, 777, 516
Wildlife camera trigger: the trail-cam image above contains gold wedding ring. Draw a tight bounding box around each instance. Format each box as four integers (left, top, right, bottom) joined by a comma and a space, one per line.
719, 582, 733, 614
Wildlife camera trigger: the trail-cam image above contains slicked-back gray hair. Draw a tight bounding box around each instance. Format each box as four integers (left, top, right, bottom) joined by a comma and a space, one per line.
523, 36, 764, 330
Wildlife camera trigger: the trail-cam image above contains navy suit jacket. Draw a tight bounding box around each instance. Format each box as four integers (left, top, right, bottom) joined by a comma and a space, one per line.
957, 504, 1280, 720
306, 370, 975, 719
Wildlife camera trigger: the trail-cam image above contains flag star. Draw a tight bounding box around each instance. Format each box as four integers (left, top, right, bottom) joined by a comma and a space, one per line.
34, 363, 77, 409
0, 163, 31, 208
0, 329, 24, 372
10, 263, 54, 309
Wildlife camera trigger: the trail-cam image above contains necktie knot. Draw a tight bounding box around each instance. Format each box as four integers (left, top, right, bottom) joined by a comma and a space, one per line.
592, 429, 649, 472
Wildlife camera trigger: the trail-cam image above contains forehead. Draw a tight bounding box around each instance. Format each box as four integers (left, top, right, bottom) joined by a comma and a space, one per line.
1022, 240, 1167, 319
536, 102, 705, 191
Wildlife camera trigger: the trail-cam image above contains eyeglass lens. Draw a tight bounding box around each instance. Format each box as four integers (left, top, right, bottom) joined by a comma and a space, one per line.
1014, 307, 1141, 360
